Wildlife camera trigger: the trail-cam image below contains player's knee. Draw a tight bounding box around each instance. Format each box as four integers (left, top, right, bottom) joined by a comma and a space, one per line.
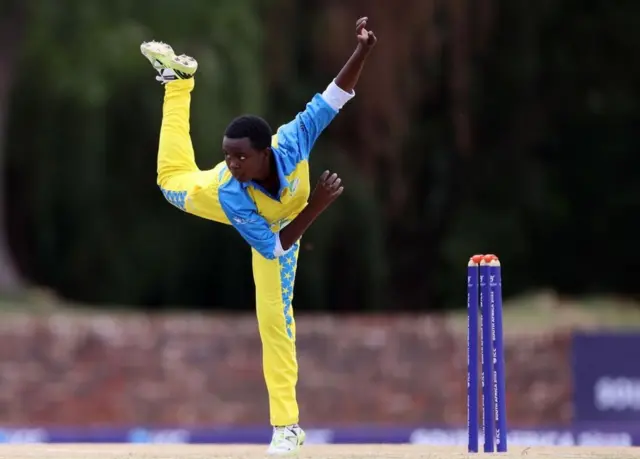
156, 168, 173, 188
257, 308, 279, 328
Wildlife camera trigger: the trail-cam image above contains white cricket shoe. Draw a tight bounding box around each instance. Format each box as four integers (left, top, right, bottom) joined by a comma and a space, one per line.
140, 40, 198, 83
266, 425, 306, 456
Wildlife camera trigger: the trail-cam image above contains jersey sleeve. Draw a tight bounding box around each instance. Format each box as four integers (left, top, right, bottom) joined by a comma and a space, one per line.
274, 93, 339, 163
218, 179, 283, 260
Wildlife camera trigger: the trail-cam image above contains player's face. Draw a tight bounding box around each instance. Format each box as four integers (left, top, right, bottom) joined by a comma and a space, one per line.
222, 137, 268, 182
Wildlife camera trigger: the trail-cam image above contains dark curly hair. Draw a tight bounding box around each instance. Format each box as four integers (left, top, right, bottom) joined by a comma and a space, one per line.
224, 115, 273, 150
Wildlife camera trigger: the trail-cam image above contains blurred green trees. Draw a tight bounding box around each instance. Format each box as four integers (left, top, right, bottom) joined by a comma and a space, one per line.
2, 0, 639, 310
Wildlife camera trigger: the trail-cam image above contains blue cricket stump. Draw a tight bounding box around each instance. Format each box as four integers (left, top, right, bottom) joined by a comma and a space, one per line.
467, 259, 479, 453
467, 254, 507, 453
490, 258, 508, 451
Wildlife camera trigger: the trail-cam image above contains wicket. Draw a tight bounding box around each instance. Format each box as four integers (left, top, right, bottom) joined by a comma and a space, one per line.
467, 254, 507, 453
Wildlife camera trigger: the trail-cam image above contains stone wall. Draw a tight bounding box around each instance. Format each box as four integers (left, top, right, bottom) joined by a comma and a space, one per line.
0, 313, 573, 427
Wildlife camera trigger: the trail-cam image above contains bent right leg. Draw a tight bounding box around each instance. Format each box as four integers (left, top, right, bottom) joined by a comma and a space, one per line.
141, 41, 201, 206
142, 41, 228, 223
158, 78, 198, 187
156, 77, 205, 211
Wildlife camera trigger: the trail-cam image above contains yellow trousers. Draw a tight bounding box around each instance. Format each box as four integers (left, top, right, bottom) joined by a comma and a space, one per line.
157, 79, 300, 426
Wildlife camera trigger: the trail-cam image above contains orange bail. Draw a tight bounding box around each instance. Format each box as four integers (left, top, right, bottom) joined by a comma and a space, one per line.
471, 254, 484, 264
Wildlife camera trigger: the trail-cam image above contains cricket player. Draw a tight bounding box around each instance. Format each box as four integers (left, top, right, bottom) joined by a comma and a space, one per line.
140, 16, 376, 455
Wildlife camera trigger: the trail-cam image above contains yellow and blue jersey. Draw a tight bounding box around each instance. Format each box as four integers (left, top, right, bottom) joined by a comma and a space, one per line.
155, 77, 352, 427
217, 94, 338, 259
156, 79, 340, 260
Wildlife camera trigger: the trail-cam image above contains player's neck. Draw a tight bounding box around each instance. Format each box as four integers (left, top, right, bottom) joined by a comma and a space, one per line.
254, 152, 280, 195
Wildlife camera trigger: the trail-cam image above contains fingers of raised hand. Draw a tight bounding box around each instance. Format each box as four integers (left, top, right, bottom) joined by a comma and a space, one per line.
324, 172, 339, 188
318, 171, 344, 196
356, 17, 368, 32
332, 186, 345, 198
367, 31, 376, 44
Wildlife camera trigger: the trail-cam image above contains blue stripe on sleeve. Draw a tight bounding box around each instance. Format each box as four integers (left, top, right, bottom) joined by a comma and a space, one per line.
274, 94, 338, 169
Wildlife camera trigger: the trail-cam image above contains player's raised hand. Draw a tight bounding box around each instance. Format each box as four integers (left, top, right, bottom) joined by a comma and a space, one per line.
356, 17, 377, 51
309, 171, 344, 213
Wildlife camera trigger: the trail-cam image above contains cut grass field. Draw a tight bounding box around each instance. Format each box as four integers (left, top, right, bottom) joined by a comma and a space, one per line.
0, 444, 638, 459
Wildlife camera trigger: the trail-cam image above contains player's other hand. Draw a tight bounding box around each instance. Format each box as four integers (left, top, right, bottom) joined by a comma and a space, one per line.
309, 170, 344, 213
356, 17, 377, 51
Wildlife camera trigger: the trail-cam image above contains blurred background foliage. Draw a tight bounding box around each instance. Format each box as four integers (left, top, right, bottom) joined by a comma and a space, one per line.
1, 0, 638, 311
